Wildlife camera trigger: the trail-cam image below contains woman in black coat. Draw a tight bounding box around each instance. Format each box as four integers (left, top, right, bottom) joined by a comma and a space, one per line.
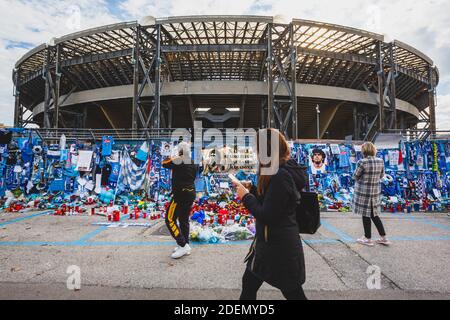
233, 129, 308, 300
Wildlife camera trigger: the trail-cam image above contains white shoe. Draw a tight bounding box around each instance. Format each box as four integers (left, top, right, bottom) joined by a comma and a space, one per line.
171, 244, 191, 259
173, 245, 191, 255
376, 238, 391, 246
185, 244, 191, 255
357, 237, 375, 247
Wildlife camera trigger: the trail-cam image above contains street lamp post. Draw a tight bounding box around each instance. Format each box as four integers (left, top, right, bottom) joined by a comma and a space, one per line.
316, 104, 320, 140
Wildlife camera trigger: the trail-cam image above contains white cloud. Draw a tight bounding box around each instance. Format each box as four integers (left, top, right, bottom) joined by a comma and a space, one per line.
118, 0, 259, 19
0, 42, 28, 125
119, 0, 170, 19
436, 93, 450, 130
0, 0, 120, 125
169, 0, 256, 16
1, 0, 449, 127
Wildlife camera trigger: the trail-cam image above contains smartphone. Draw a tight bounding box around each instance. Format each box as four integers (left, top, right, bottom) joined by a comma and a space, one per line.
228, 173, 242, 186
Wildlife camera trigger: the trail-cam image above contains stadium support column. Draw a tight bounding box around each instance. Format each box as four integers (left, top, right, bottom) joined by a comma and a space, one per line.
388, 43, 397, 130
13, 69, 21, 127
43, 47, 52, 128
267, 22, 298, 139
83, 106, 88, 128
54, 44, 61, 129
188, 96, 195, 127
132, 24, 140, 131
375, 42, 397, 135
167, 100, 173, 128
428, 66, 437, 134
154, 23, 162, 129
239, 96, 246, 128
376, 41, 384, 133
260, 99, 267, 129
290, 24, 298, 140
267, 24, 274, 129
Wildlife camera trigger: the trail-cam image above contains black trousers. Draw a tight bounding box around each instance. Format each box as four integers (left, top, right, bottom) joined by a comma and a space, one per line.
240, 268, 307, 300
362, 207, 386, 239
165, 190, 195, 247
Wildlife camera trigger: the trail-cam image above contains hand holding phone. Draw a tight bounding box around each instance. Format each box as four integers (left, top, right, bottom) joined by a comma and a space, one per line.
228, 173, 241, 186
229, 173, 250, 199
241, 180, 253, 190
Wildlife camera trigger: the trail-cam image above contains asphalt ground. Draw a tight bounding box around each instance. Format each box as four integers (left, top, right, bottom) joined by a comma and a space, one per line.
0, 209, 449, 300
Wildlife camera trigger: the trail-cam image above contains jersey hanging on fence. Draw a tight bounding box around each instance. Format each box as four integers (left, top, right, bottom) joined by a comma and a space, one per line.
117, 150, 148, 192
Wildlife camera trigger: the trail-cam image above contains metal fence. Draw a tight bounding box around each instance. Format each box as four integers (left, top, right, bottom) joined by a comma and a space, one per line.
10, 127, 258, 144
8, 127, 448, 144
382, 129, 450, 142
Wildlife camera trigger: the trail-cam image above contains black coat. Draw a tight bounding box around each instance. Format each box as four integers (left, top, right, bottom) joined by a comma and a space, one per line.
242, 159, 308, 291
162, 157, 198, 193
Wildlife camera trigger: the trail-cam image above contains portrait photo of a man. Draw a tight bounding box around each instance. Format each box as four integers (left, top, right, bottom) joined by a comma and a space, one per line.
161, 141, 172, 157
309, 147, 327, 174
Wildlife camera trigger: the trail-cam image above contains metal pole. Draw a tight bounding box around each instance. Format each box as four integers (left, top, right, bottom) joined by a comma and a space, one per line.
167, 100, 173, 129
428, 66, 437, 135
389, 43, 397, 129
400, 112, 405, 130
13, 69, 21, 127
290, 23, 298, 140
83, 106, 88, 128
43, 48, 51, 128
54, 44, 61, 129
316, 104, 320, 140
267, 24, 274, 129
132, 24, 140, 131
155, 23, 161, 129
260, 99, 266, 128
377, 42, 384, 133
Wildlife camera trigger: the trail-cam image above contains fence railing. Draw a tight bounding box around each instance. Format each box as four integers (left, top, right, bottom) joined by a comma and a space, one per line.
383, 129, 450, 142
10, 128, 258, 143
8, 127, 448, 144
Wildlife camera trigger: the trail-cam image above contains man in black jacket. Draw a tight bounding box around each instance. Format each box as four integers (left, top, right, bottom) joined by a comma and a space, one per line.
162, 142, 199, 259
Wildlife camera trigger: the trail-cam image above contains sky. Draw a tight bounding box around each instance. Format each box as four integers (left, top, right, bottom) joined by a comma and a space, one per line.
0, 0, 449, 129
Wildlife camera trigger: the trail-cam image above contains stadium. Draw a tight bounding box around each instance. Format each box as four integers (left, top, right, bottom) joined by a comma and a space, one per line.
12, 15, 439, 141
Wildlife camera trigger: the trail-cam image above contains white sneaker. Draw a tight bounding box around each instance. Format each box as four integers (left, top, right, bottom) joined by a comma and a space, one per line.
173, 245, 191, 255
171, 244, 191, 259
376, 238, 391, 246
185, 244, 191, 255
357, 237, 375, 247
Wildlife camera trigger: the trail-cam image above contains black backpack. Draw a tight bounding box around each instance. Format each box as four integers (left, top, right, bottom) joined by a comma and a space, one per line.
287, 172, 321, 235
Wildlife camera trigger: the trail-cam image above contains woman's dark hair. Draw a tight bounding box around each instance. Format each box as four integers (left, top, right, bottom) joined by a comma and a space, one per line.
257, 129, 291, 196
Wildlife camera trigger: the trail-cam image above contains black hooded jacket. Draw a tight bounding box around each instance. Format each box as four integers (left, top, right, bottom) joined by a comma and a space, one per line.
242, 159, 308, 291
162, 157, 199, 194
